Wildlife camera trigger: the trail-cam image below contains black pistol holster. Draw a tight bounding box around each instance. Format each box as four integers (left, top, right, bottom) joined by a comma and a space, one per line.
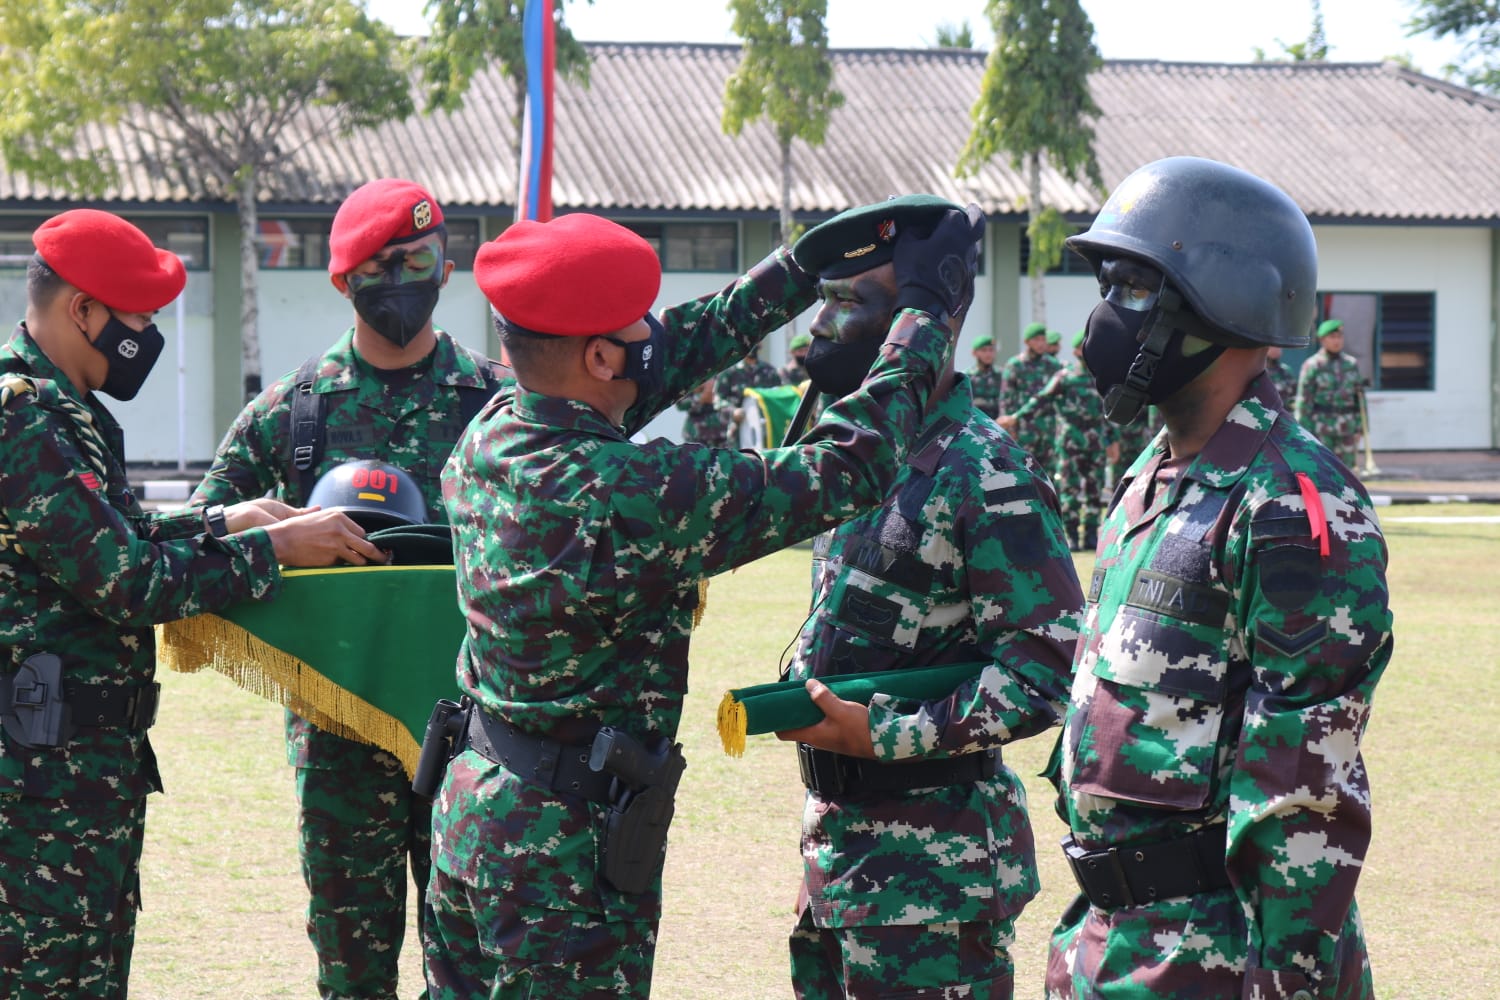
589, 727, 687, 895
1, 653, 72, 749
412, 698, 468, 798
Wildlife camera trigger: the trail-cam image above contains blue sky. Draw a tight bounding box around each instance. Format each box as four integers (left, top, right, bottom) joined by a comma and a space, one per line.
369, 0, 1473, 78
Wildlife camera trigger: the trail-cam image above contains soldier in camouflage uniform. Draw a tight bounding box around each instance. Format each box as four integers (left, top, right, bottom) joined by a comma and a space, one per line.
190, 179, 507, 1000
1003, 331, 1119, 551
966, 331, 1002, 418
715, 345, 785, 444
773, 197, 1082, 1000
1296, 319, 1365, 470
0, 210, 380, 1000
1000, 321, 1063, 477
1047, 157, 1391, 999
674, 378, 730, 446
426, 204, 981, 997
1265, 343, 1299, 409
782, 331, 812, 384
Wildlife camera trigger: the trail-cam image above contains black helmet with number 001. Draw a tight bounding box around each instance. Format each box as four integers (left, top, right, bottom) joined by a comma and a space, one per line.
306, 459, 427, 532
1066, 156, 1317, 348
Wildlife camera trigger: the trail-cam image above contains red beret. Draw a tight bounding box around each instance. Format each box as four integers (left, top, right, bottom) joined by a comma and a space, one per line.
474, 214, 661, 337
33, 209, 186, 313
328, 178, 445, 274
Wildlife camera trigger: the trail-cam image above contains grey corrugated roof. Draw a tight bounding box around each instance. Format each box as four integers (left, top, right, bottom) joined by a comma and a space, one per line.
3, 45, 1497, 223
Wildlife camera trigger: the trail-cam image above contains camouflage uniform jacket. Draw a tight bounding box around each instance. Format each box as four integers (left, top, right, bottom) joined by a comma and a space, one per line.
1295, 349, 1363, 446
1265, 357, 1298, 411
674, 393, 731, 447
715, 356, 784, 431
436, 248, 955, 923
966, 361, 1002, 419
1050, 373, 1391, 999
1011, 363, 1115, 474
0, 324, 281, 800
789, 376, 1083, 929
190, 326, 506, 764
998, 350, 1061, 418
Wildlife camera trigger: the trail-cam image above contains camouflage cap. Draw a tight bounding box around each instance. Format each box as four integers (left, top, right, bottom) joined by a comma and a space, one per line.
1317, 318, 1344, 337
792, 194, 961, 279
972, 333, 995, 349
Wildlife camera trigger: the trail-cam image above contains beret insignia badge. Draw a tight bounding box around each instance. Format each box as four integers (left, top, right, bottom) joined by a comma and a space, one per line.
412, 199, 433, 231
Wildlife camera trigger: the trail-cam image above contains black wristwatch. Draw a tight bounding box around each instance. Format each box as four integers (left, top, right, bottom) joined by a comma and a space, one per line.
202, 504, 228, 538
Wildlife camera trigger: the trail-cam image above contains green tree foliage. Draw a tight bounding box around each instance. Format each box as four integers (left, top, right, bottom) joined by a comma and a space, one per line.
957, 0, 1101, 326
1253, 0, 1330, 61
1407, 0, 1500, 92
934, 20, 977, 48
0, 0, 413, 399
723, 0, 844, 244
418, 0, 594, 150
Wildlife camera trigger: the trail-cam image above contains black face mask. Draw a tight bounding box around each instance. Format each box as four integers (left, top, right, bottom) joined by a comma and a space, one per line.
351, 281, 442, 348
1082, 298, 1225, 424
604, 314, 665, 398
802, 334, 884, 398
91, 313, 165, 401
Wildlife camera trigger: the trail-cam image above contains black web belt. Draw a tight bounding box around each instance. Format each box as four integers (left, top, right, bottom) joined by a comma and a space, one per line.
797, 744, 999, 797
464, 706, 614, 804
67, 682, 161, 730
1062, 823, 1231, 910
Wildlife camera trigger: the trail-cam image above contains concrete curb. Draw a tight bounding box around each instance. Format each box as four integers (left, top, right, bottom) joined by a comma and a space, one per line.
1369, 493, 1500, 506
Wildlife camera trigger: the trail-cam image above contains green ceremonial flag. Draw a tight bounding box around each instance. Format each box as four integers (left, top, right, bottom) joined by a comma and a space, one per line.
716, 662, 989, 757
158, 564, 464, 778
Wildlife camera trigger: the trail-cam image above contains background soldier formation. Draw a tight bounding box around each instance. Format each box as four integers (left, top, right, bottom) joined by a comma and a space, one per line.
1, 160, 1393, 1000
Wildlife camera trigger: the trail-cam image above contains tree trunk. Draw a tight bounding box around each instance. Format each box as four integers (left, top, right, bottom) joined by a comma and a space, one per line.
237, 172, 262, 401
1027, 151, 1047, 327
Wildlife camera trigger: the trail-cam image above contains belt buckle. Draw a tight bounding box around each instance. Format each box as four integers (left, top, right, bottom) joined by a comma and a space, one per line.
1061, 835, 1136, 910
797, 744, 845, 796
129, 682, 161, 730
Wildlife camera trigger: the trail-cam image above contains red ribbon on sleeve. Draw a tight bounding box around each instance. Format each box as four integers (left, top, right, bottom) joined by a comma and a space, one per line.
1295, 472, 1330, 558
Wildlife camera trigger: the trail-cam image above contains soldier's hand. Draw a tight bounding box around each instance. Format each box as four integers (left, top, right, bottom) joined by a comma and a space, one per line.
224, 497, 301, 532
774, 679, 875, 758
997, 414, 1019, 432
262, 509, 388, 568
892, 203, 985, 322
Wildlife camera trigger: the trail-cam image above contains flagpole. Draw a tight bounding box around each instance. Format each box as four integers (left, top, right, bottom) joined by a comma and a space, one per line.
517, 0, 556, 223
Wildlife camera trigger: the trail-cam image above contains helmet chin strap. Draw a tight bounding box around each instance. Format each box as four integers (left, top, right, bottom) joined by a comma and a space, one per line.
1102, 285, 1185, 425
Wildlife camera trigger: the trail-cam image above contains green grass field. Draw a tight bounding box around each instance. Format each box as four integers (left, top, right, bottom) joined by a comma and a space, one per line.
131, 506, 1500, 999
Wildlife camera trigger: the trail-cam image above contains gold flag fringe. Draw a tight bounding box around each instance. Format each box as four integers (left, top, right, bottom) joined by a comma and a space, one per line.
694, 578, 709, 629
716, 691, 748, 758
156, 615, 422, 778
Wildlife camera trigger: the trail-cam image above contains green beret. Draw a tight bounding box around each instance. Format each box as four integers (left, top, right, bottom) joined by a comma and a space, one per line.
972, 333, 994, 349
788, 332, 812, 351
1045, 330, 1062, 345
793, 194, 961, 279
1072, 330, 1086, 349
1317, 319, 1343, 338
1022, 321, 1047, 340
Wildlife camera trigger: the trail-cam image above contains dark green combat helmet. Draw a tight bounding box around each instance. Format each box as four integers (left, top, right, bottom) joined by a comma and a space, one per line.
1066, 156, 1317, 348
307, 459, 427, 531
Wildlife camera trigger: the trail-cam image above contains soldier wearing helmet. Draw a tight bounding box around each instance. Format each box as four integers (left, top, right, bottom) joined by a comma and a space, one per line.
189, 178, 509, 998
1045, 157, 1392, 1000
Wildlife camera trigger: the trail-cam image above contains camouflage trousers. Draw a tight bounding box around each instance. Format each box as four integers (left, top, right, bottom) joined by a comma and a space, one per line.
1044, 890, 1375, 999
1053, 452, 1108, 551
788, 904, 1016, 999
422, 868, 656, 999
1307, 414, 1361, 472
297, 748, 432, 1000
0, 793, 146, 999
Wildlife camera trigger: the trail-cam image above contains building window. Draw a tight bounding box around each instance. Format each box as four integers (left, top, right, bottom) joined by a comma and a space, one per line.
255, 216, 482, 270
0, 215, 210, 270
1316, 291, 1435, 391
1019, 226, 1094, 276
623, 222, 737, 272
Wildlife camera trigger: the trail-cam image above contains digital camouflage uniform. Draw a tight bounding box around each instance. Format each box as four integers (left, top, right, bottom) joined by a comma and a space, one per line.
0, 325, 282, 999
1045, 374, 1392, 1000
1012, 362, 1116, 552
1296, 348, 1364, 470
715, 354, 785, 444
785, 376, 1083, 999
967, 360, 1002, 419
191, 326, 505, 1000
429, 248, 957, 999
1000, 349, 1062, 476
673, 392, 731, 446
1266, 356, 1298, 411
